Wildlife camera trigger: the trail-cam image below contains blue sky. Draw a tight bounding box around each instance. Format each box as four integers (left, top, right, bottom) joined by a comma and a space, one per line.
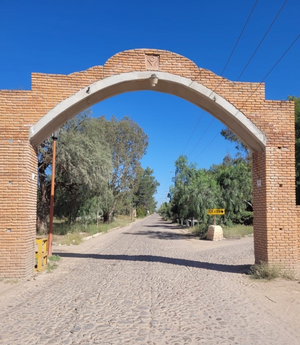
0, 0, 299, 206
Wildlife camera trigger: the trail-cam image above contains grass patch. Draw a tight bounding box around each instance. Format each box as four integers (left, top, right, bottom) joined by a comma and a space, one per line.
52, 216, 133, 236
51, 216, 134, 246
248, 261, 297, 281
189, 224, 253, 239
47, 261, 58, 273
223, 225, 253, 239
3, 279, 19, 284
60, 232, 83, 246
48, 255, 61, 262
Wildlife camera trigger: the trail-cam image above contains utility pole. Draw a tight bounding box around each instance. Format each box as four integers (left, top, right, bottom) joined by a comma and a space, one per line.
48, 130, 59, 257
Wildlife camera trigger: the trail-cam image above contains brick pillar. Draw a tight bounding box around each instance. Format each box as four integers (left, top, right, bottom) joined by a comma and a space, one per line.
253, 145, 298, 267
0, 138, 37, 279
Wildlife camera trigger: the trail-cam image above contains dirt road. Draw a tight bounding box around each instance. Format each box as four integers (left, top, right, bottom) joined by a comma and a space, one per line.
0, 214, 299, 344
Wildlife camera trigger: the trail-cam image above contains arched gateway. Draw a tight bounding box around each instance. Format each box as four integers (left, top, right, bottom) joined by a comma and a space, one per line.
0, 49, 299, 278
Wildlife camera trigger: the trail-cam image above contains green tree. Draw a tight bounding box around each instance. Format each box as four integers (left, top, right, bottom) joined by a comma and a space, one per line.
96, 116, 149, 221
213, 156, 252, 225
169, 155, 220, 226
158, 202, 172, 220
37, 111, 112, 232
222, 96, 300, 204
288, 96, 300, 204
134, 167, 160, 215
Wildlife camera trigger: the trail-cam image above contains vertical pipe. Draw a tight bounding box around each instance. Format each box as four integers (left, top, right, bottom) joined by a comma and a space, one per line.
48, 139, 57, 257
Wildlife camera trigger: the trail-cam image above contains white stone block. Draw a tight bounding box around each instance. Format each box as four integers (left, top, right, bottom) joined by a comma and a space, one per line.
206, 225, 223, 241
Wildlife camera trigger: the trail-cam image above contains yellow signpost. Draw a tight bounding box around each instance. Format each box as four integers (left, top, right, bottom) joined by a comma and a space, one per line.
207, 209, 225, 215
207, 209, 225, 225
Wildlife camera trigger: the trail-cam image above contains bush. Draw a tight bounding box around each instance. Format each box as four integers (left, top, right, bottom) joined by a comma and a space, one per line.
248, 261, 296, 281
232, 211, 253, 225
137, 207, 146, 218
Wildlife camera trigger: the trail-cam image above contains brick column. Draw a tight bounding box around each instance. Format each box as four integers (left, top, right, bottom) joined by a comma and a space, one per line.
0, 138, 37, 278
253, 145, 298, 267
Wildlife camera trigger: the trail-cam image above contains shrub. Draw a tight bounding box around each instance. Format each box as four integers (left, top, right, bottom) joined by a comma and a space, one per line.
248, 261, 296, 281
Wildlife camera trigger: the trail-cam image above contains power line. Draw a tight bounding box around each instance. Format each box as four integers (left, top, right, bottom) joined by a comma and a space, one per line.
181, 111, 204, 154
182, 0, 259, 156
194, 132, 220, 160
191, 0, 290, 159
195, 33, 300, 159
188, 118, 214, 157
237, 0, 288, 81
221, 0, 259, 76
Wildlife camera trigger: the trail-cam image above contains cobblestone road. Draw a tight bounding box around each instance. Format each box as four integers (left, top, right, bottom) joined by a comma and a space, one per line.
0, 214, 299, 344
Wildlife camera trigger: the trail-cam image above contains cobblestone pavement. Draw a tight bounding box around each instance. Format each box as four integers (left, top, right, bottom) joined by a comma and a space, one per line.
1, 214, 300, 345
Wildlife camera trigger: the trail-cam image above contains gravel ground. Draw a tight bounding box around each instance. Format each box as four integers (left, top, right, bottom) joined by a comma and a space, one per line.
0, 214, 299, 345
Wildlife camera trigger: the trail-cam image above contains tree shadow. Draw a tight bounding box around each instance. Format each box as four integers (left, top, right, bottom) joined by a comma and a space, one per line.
122, 230, 194, 240
53, 251, 251, 274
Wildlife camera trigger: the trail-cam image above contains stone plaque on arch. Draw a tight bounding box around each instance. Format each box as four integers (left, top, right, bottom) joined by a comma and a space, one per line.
145, 54, 160, 70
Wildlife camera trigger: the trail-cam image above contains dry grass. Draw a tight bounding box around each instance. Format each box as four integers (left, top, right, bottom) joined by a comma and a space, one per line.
248, 261, 297, 281
222, 225, 253, 239
51, 216, 134, 246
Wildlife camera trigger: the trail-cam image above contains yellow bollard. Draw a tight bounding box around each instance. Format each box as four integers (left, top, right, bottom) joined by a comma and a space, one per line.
35, 238, 48, 272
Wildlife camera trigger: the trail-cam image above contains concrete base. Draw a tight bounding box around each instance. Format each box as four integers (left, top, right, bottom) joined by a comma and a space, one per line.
206, 225, 223, 241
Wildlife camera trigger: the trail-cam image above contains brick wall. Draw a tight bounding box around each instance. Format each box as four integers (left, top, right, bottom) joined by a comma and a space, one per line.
0, 48, 298, 278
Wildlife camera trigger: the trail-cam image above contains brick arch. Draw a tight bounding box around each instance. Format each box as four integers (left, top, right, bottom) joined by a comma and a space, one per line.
0, 48, 298, 278
29, 71, 266, 151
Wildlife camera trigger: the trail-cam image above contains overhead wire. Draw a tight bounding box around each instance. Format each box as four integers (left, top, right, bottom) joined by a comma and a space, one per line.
183, 0, 259, 157
237, 0, 288, 81
192, 0, 290, 159
194, 33, 300, 160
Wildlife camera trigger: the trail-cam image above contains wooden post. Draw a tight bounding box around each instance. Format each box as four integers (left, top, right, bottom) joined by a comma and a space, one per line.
48, 139, 57, 257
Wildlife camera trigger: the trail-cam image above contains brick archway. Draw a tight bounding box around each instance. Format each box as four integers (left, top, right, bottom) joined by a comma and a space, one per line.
0, 49, 298, 278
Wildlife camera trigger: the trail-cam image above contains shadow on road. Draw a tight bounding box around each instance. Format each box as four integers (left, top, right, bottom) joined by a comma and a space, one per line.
122, 230, 193, 240
53, 251, 251, 274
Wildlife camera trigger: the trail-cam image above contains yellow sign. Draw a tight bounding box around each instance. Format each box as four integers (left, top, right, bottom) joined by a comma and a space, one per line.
207, 209, 225, 215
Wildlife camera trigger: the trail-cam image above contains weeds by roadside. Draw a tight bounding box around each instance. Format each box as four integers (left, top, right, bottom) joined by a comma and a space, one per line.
222, 225, 253, 239
248, 261, 297, 281
189, 224, 253, 239
3, 279, 19, 284
47, 255, 61, 273
50, 216, 134, 246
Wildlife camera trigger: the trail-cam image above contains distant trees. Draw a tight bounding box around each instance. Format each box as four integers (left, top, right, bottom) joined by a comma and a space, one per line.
159, 154, 252, 228
221, 95, 300, 204
133, 167, 160, 217
161, 95, 300, 228
37, 111, 156, 234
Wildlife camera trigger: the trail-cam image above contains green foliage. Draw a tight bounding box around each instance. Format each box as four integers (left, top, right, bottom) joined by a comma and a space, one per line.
220, 128, 250, 162
289, 96, 300, 204
169, 155, 220, 226
137, 206, 146, 218
37, 111, 150, 230
134, 167, 159, 214
158, 202, 173, 220
231, 211, 253, 225
48, 255, 61, 262
214, 156, 252, 225
165, 154, 252, 227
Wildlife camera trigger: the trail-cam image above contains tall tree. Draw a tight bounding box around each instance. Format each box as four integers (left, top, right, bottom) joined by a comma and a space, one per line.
134, 167, 160, 215
37, 111, 112, 232
96, 116, 148, 221
213, 156, 252, 224
54, 115, 112, 223
169, 155, 220, 225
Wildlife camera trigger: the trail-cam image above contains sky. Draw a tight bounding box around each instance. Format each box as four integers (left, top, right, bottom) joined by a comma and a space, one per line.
0, 0, 299, 207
